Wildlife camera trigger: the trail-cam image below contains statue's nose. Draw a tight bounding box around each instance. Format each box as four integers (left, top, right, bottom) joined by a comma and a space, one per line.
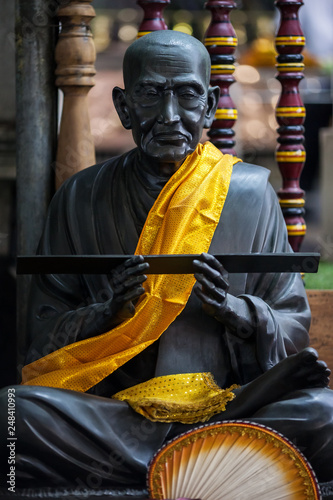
157, 92, 180, 125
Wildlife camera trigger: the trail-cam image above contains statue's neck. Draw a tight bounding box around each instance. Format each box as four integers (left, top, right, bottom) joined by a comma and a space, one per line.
137, 150, 183, 179
157, 160, 183, 177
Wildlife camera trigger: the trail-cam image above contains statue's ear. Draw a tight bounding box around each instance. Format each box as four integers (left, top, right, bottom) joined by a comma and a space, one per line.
113, 86, 132, 130
204, 86, 220, 128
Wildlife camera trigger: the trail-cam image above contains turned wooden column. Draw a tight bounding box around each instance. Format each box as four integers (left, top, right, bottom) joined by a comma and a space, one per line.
55, 0, 96, 189
136, 0, 170, 38
204, 0, 238, 155
275, 0, 306, 251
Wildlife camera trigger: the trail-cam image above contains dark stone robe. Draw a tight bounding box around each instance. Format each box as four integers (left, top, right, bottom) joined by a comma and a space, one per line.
25, 149, 311, 390
1, 148, 332, 488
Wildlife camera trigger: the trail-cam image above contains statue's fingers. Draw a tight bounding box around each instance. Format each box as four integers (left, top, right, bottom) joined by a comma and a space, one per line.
193, 260, 220, 281
194, 287, 221, 317
194, 272, 215, 290
123, 274, 147, 289
124, 261, 150, 277
199, 252, 228, 274
122, 285, 146, 303
109, 267, 122, 284
123, 254, 144, 266
194, 285, 214, 304
194, 277, 226, 304
111, 261, 148, 289
113, 274, 146, 297
112, 255, 142, 275
199, 253, 229, 281
213, 270, 229, 290
110, 266, 130, 289
118, 256, 149, 278
112, 255, 146, 278
199, 252, 222, 268
194, 272, 225, 299
193, 261, 229, 290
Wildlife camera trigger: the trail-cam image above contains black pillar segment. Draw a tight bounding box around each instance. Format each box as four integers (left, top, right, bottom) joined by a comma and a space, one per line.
16, 0, 58, 377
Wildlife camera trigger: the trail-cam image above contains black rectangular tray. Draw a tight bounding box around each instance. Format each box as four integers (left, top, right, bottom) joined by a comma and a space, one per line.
16, 253, 320, 275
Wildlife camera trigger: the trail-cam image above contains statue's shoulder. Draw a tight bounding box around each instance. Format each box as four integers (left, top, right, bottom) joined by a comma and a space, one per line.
228, 162, 276, 208
231, 161, 270, 186
61, 152, 125, 188
55, 149, 137, 199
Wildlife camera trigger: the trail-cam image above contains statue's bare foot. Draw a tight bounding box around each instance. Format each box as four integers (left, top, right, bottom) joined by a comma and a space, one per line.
221, 348, 331, 421
268, 347, 330, 397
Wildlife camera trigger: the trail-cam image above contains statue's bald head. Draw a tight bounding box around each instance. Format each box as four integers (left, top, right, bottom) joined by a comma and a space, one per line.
123, 30, 211, 91
113, 30, 219, 165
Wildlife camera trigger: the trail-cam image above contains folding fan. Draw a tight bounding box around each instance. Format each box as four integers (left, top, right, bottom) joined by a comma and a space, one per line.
148, 421, 320, 500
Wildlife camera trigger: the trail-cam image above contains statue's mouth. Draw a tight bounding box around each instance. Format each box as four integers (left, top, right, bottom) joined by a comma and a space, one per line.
154, 133, 188, 143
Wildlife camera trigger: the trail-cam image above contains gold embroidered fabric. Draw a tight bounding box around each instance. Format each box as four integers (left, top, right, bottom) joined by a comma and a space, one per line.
22, 142, 241, 392
113, 373, 239, 424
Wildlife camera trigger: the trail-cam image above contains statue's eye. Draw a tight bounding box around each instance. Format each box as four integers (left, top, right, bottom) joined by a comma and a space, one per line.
180, 92, 196, 100
179, 91, 196, 99
177, 86, 200, 102
143, 88, 159, 98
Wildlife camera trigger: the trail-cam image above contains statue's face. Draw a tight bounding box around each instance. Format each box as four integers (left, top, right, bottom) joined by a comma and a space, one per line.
124, 45, 212, 163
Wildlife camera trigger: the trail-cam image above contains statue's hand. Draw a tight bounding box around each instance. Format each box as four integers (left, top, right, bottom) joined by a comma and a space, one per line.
107, 255, 149, 326
193, 253, 254, 338
193, 253, 229, 319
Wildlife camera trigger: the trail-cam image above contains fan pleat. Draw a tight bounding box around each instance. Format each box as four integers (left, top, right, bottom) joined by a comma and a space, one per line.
218, 436, 284, 498
181, 436, 207, 498
187, 433, 227, 499
196, 432, 239, 499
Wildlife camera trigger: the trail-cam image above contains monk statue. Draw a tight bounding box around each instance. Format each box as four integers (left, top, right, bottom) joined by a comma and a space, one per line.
1, 31, 332, 492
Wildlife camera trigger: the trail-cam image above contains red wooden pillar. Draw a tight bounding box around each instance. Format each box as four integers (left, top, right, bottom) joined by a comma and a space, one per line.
204, 0, 238, 155
137, 0, 170, 38
275, 0, 306, 251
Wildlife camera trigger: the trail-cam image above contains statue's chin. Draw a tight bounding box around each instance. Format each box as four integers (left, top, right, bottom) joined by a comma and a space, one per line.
143, 144, 195, 165
156, 153, 189, 164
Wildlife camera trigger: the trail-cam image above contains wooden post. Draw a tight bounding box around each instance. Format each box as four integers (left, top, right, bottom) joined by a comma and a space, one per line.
55, 0, 96, 189
16, 0, 58, 373
275, 0, 306, 251
204, 0, 238, 155
136, 0, 170, 38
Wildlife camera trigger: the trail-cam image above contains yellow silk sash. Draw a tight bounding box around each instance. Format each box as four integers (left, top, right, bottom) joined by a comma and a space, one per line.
22, 142, 239, 392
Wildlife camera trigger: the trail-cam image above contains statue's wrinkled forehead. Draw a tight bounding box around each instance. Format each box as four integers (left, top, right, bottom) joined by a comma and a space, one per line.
123, 31, 211, 90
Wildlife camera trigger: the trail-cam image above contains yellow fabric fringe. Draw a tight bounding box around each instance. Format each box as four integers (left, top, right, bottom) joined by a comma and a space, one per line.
22, 142, 240, 392
113, 373, 240, 424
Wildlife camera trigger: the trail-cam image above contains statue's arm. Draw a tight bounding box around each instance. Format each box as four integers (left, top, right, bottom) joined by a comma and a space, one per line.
194, 181, 310, 368
25, 257, 148, 364
25, 177, 148, 365
240, 182, 310, 366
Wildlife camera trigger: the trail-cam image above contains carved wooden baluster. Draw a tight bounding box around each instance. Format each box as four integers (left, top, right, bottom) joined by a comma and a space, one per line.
204, 0, 238, 155
275, 0, 306, 251
137, 0, 170, 38
55, 0, 96, 189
